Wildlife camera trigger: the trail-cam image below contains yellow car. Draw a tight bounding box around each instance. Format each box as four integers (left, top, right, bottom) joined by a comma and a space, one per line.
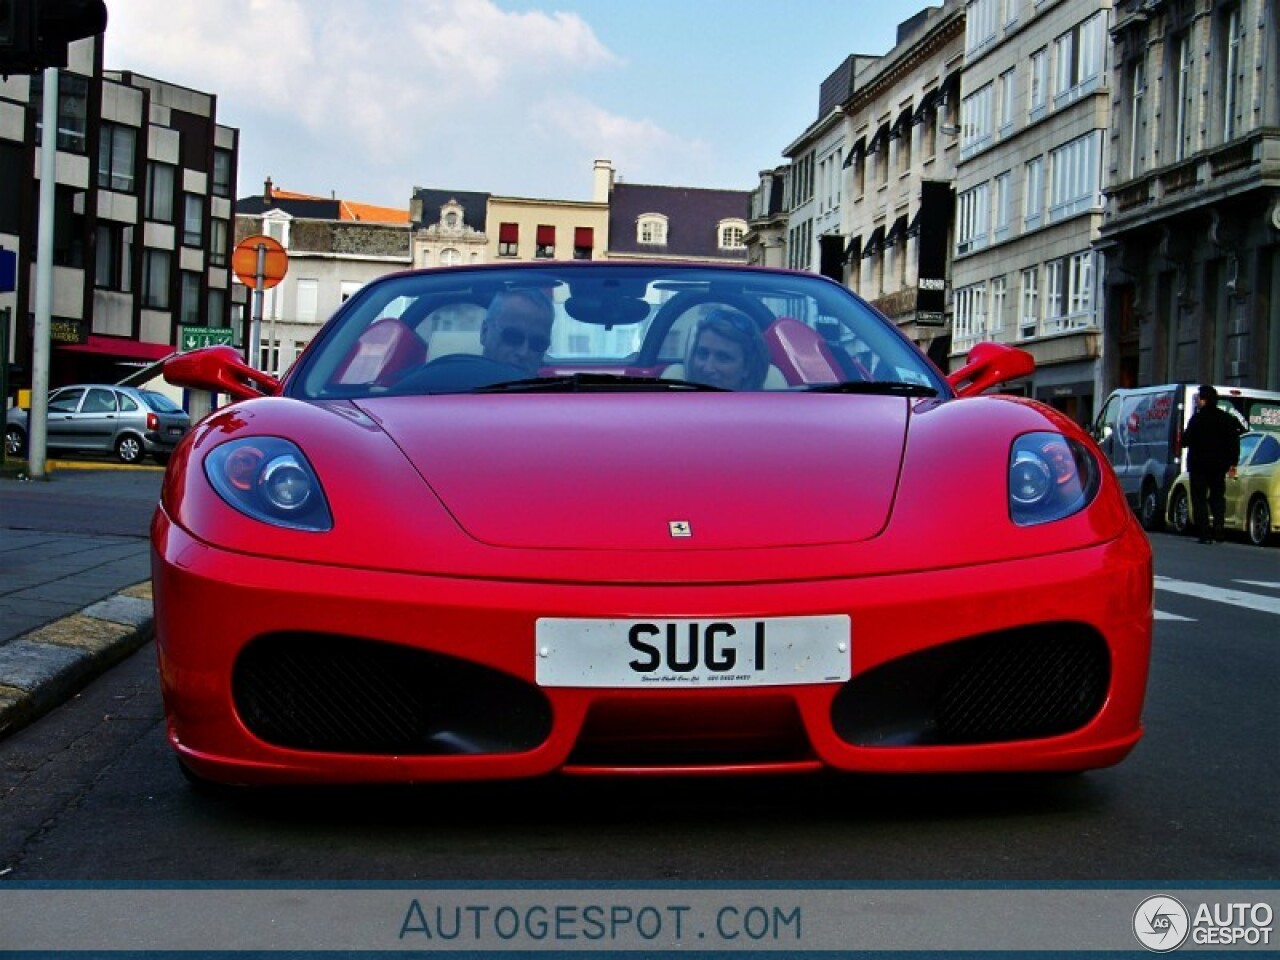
1167, 432, 1280, 546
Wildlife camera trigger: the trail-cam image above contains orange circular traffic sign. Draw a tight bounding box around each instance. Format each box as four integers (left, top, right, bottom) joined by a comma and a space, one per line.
232, 234, 289, 289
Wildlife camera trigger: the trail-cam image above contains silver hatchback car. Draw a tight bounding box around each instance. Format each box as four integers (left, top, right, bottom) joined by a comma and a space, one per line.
5, 384, 191, 465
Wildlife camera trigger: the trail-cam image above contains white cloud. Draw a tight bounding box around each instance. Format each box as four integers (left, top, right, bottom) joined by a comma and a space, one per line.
102, 0, 693, 202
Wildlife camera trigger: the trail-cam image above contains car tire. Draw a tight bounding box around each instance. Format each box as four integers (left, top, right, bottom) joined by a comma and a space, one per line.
1247, 496, 1272, 547
115, 434, 143, 464
1169, 488, 1191, 535
1139, 482, 1163, 531
4, 425, 25, 458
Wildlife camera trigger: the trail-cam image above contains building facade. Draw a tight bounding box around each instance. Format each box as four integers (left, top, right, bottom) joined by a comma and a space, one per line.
1, 36, 239, 394
950, 0, 1113, 425
1100, 0, 1280, 392
603, 159, 750, 264
744, 165, 788, 267
236, 181, 411, 375
841, 3, 965, 367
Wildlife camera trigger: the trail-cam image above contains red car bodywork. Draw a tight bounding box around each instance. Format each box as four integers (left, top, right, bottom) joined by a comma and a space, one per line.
153, 264, 1152, 786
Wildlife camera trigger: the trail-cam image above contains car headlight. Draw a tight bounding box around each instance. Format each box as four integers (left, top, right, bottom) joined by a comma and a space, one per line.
205, 437, 333, 532
1009, 432, 1100, 526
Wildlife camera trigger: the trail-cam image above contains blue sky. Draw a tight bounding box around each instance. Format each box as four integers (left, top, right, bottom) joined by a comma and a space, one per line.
104, 0, 906, 207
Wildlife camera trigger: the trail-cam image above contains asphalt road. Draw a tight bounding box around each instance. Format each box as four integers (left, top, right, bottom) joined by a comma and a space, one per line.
0, 467, 1275, 884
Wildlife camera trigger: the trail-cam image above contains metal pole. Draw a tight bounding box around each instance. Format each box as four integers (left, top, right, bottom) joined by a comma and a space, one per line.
0, 305, 9, 468
29, 66, 58, 480
249, 242, 265, 368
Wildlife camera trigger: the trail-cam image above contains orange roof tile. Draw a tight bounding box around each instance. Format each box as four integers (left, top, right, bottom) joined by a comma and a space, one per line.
266, 187, 409, 223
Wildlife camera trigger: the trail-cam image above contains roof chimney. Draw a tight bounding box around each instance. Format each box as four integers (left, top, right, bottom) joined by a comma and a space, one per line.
264, 176, 274, 205
592, 159, 614, 203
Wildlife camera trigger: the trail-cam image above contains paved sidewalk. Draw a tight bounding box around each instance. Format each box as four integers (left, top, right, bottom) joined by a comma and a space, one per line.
0, 461, 158, 739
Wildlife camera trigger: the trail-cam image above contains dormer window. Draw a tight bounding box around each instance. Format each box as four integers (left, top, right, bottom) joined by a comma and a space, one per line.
637, 214, 668, 245
718, 219, 747, 249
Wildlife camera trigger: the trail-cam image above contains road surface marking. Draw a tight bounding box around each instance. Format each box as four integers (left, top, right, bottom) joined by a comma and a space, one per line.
1154, 576, 1280, 616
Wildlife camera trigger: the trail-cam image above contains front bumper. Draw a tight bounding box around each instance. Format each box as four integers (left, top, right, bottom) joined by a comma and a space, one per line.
152, 512, 1153, 785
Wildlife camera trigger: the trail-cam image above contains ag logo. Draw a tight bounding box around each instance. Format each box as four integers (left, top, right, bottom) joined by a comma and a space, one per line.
1134, 895, 1190, 952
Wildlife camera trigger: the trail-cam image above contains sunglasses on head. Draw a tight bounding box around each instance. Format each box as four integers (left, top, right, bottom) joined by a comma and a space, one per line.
700, 308, 759, 340
497, 325, 550, 354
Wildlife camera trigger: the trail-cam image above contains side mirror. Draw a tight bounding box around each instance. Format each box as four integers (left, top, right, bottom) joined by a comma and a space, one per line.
946, 341, 1035, 398
163, 345, 281, 403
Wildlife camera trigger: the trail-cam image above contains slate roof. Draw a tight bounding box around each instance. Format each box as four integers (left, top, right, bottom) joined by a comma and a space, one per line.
411, 188, 491, 232
608, 182, 750, 260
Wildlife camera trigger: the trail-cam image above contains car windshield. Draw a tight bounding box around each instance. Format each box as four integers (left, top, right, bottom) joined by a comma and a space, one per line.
288, 264, 949, 400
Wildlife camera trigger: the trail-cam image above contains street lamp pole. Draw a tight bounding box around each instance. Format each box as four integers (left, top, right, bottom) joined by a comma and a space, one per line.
29, 65, 58, 480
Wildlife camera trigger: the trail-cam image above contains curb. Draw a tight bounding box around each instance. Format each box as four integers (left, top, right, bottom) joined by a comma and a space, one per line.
0, 581, 154, 740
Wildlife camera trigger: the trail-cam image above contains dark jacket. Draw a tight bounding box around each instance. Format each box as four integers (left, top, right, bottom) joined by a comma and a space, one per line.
1182, 404, 1243, 475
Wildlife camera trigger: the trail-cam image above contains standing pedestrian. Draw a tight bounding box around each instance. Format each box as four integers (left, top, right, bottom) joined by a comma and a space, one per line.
1181, 384, 1244, 544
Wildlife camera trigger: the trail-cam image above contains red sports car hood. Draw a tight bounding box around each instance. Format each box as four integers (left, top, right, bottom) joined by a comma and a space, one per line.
358, 394, 910, 550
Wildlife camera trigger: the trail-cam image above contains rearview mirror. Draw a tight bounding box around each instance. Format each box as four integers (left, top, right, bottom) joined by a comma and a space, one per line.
946, 342, 1035, 398
163, 345, 281, 403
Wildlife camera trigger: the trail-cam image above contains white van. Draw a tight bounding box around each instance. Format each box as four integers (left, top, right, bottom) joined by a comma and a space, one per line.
1091, 383, 1280, 530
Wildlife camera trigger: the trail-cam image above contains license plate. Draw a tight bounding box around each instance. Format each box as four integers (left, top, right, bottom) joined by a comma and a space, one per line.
167, 426, 183, 436
535, 616, 850, 688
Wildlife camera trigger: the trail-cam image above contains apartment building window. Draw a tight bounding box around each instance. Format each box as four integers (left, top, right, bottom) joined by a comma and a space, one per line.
38, 187, 84, 267
535, 225, 555, 259
260, 340, 280, 377
1020, 267, 1039, 339
954, 283, 986, 345
573, 226, 594, 259
31, 72, 88, 153
1069, 251, 1093, 322
1053, 12, 1105, 104
296, 279, 319, 322
965, 0, 998, 54
998, 68, 1016, 135
719, 220, 747, 249
956, 182, 990, 254
993, 171, 1012, 241
990, 275, 1007, 333
1024, 156, 1044, 227
1129, 58, 1148, 179
1048, 131, 1101, 222
638, 215, 667, 245
97, 124, 137, 192
210, 218, 228, 266
1029, 48, 1048, 119
212, 149, 233, 198
142, 249, 171, 309
498, 222, 519, 257
145, 162, 175, 223
1045, 259, 1065, 328
440, 248, 461, 266
1043, 252, 1094, 332
960, 83, 994, 158
180, 271, 201, 326
1002, 0, 1018, 26
1220, 5, 1245, 141
206, 287, 225, 328
94, 224, 124, 289
1024, 48, 1044, 122
1173, 31, 1194, 162
265, 217, 289, 247
182, 194, 204, 247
